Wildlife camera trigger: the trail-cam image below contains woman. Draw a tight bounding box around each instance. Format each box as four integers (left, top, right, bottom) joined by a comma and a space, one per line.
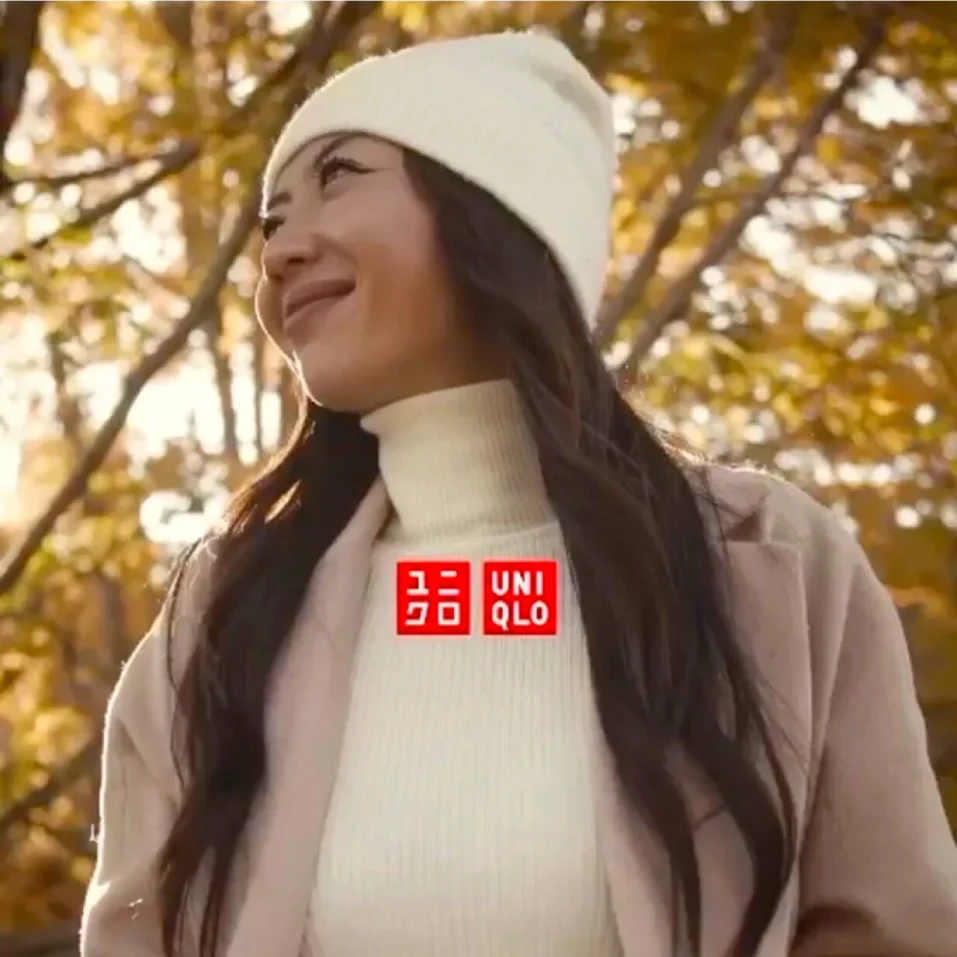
81, 30, 957, 957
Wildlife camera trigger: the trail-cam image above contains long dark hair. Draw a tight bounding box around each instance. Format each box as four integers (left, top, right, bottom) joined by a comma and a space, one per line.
157, 149, 798, 957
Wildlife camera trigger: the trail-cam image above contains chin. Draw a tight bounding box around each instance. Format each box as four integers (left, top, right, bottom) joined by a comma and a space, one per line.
299, 368, 376, 416
303, 384, 366, 415
296, 345, 411, 416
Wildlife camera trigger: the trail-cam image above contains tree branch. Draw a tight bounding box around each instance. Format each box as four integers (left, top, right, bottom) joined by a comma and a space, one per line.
593, 4, 801, 348
615, 17, 887, 388
7, 143, 200, 263
4, 145, 182, 194
0, 189, 260, 594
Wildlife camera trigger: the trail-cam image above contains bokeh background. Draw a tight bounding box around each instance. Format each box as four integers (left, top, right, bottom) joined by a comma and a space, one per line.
1, 1, 956, 952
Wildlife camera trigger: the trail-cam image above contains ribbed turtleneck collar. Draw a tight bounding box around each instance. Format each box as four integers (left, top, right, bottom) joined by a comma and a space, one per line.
360, 379, 554, 544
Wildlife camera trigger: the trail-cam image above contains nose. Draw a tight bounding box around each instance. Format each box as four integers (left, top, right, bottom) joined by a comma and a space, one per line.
261, 228, 319, 283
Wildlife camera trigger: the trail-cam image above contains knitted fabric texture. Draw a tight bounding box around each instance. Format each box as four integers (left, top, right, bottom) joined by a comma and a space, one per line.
263, 31, 617, 326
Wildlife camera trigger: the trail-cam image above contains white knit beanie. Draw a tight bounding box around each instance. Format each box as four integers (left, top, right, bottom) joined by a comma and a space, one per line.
263, 31, 616, 326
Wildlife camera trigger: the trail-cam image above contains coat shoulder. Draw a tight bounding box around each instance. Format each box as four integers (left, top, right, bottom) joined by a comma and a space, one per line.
106, 535, 219, 768
693, 462, 851, 555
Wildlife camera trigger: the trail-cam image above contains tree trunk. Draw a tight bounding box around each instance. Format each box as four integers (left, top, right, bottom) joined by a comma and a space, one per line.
0, 1, 46, 194
165, 1, 240, 461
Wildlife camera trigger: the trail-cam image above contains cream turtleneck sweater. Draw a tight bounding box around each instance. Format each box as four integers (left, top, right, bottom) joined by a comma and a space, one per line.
309, 380, 622, 957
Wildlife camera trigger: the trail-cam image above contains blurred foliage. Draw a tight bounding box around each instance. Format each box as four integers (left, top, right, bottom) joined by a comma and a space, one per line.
1, 0, 956, 947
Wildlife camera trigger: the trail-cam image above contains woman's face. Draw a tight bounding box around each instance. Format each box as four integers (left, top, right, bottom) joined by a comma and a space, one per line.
256, 134, 501, 414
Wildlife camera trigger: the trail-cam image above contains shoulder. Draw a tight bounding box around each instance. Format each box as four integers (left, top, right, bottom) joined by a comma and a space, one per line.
692, 462, 899, 690
695, 461, 855, 558
693, 462, 877, 642
694, 463, 899, 724
104, 535, 220, 785
116, 535, 219, 697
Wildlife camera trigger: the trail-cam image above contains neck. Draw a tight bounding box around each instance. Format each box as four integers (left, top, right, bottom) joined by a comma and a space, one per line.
360, 379, 554, 543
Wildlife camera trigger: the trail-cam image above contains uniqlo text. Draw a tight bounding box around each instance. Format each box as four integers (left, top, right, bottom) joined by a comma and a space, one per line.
482, 559, 559, 637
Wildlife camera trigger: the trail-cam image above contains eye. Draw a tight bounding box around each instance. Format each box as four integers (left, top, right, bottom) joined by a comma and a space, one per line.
260, 215, 282, 239
314, 154, 366, 190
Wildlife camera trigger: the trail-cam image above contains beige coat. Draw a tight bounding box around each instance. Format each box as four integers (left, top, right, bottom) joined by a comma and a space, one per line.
80, 465, 957, 956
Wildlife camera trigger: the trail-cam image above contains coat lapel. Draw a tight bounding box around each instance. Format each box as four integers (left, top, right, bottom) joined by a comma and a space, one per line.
598, 471, 813, 957
226, 480, 390, 957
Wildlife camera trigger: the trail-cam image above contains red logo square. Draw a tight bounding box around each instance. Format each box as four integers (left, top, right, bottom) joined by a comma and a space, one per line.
396, 560, 471, 637
482, 559, 559, 637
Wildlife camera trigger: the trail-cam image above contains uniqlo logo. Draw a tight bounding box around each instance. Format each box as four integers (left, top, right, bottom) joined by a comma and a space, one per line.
482, 559, 559, 637
396, 560, 471, 636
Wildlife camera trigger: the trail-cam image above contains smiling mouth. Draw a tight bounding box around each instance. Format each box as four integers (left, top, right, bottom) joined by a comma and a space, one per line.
283, 286, 355, 335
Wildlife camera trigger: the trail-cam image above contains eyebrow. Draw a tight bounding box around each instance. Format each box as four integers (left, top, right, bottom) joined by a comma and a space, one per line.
263, 133, 363, 213
264, 190, 290, 213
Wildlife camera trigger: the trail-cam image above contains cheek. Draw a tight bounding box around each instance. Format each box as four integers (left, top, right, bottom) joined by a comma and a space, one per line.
357, 200, 452, 352
368, 219, 434, 295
